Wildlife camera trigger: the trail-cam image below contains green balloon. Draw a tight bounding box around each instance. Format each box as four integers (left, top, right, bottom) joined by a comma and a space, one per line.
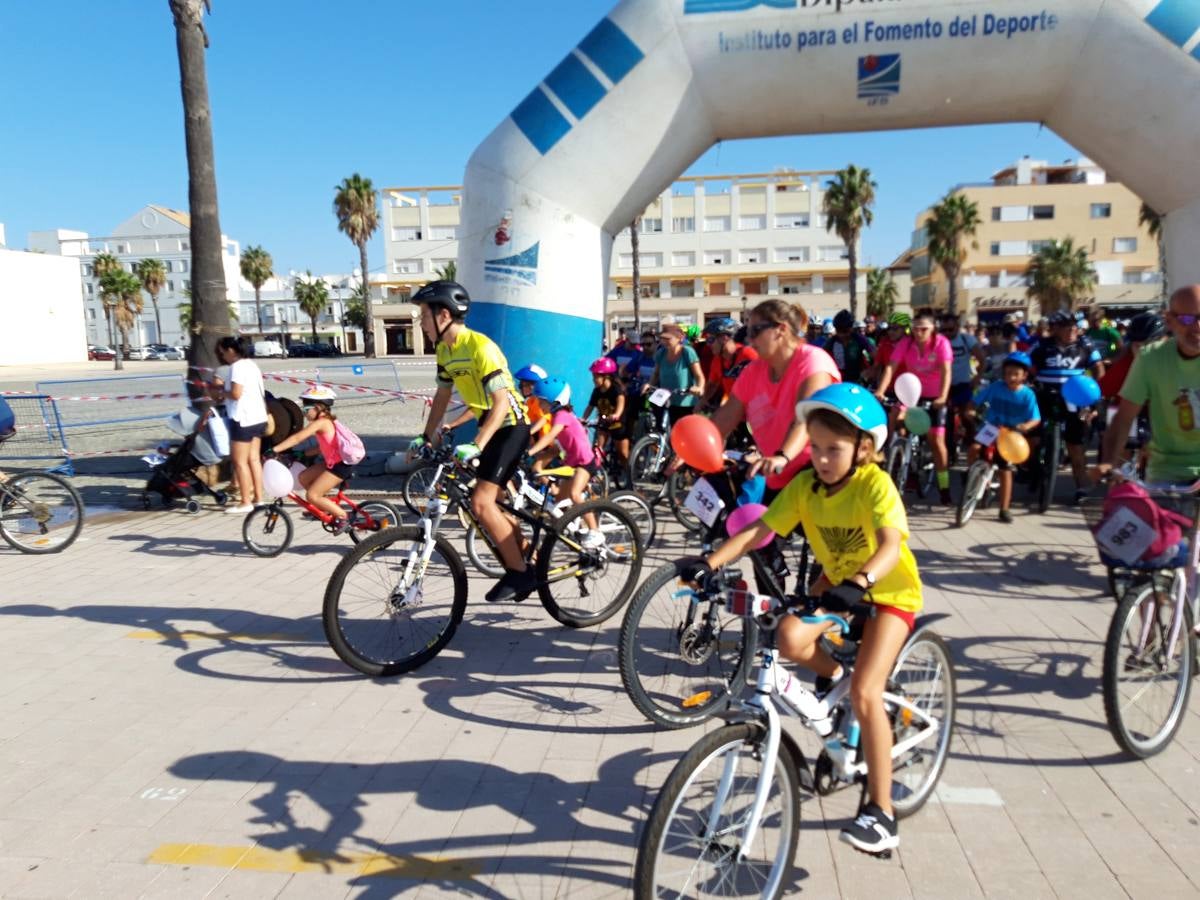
904, 406, 932, 436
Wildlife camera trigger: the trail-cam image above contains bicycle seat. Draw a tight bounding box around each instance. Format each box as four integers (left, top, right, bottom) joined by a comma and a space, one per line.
541, 465, 576, 479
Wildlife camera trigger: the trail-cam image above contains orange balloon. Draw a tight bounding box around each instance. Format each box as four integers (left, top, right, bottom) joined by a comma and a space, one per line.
671, 415, 725, 473
996, 428, 1030, 465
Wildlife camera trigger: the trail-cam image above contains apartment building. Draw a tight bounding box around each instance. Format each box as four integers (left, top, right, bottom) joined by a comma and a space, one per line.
238, 272, 364, 352
909, 157, 1162, 323
378, 171, 865, 354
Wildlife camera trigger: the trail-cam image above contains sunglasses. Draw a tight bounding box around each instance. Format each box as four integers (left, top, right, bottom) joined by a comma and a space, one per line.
1173, 313, 1200, 327
748, 321, 778, 338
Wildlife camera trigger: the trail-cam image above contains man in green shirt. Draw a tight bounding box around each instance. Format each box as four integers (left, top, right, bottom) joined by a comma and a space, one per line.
1086, 307, 1123, 361
1097, 286, 1200, 484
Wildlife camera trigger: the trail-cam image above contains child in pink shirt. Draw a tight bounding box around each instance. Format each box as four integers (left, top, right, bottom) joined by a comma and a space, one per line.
526, 378, 604, 548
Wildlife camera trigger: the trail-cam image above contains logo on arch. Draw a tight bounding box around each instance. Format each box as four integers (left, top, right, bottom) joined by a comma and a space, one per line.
857, 54, 901, 101
484, 242, 540, 288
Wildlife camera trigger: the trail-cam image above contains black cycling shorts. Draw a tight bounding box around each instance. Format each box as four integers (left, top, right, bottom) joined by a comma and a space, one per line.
1035, 390, 1088, 445
475, 424, 531, 486
949, 382, 974, 408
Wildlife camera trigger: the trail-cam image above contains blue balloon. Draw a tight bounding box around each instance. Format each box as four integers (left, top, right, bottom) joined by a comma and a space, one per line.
1063, 374, 1101, 408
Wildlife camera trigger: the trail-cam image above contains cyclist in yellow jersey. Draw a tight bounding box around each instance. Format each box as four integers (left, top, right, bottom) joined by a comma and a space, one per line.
410, 281, 536, 603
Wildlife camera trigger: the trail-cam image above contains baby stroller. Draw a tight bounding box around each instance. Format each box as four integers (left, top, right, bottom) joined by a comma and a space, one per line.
141, 406, 230, 513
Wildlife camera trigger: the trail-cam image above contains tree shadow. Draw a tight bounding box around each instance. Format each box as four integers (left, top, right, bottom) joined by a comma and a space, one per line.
108, 532, 344, 558
914, 541, 1106, 600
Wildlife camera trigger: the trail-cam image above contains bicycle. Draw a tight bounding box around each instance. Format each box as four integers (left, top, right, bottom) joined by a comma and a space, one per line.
241, 469, 401, 558
322, 444, 643, 676
619, 459, 818, 729
955, 422, 1021, 528
634, 571, 955, 895
628, 388, 693, 503
1083, 472, 1200, 758
882, 400, 937, 501
1030, 389, 1094, 514
0, 469, 85, 554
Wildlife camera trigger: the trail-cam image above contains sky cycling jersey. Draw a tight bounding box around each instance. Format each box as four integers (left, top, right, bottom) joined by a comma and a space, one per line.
1031, 337, 1101, 388
435, 327, 526, 425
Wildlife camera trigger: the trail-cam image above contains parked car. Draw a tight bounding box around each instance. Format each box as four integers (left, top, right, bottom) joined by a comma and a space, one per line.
286, 342, 314, 358
89, 345, 115, 361
310, 342, 342, 357
252, 340, 286, 358
126, 346, 155, 361
148, 344, 185, 361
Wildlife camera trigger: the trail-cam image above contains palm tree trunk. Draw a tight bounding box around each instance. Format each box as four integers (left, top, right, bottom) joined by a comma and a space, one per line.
107, 309, 121, 370
170, 0, 229, 379
630, 220, 641, 336
847, 239, 859, 319
359, 243, 374, 358
1159, 239, 1169, 302
311, 316, 318, 344
116, 326, 127, 371
946, 264, 959, 316
254, 285, 263, 336
152, 296, 163, 344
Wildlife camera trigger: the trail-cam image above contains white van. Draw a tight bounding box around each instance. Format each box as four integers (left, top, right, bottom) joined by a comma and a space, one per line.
253, 340, 285, 358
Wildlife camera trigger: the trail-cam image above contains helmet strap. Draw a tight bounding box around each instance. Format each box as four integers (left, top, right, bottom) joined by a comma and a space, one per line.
810, 434, 863, 496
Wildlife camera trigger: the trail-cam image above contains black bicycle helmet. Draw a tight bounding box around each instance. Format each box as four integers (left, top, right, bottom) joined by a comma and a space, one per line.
1047, 310, 1074, 327
703, 317, 739, 338
833, 309, 855, 331
412, 280, 471, 319
1127, 311, 1165, 344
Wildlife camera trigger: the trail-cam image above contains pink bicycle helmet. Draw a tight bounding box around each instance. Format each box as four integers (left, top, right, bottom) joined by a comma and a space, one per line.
590, 357, 617, 375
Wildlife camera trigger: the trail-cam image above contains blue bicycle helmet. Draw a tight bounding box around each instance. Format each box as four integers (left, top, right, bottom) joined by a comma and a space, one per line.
533, 376, 571, 407
703, 317, 739, 338
794, 383, 888, 449
1003, 350, 1032, 370
514, 363, 548, 384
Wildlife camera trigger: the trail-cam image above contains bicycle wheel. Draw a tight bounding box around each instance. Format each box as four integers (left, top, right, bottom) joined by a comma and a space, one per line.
619, 561, 753, 728
635, 722, 800, 900
0, 472, 85, 554
629, 434, 667, 501
242, 505, 293, 557
1036, 426, 1061, 514
885, 440, 908, 493
955, 461, 989, 528
889, 629, 956, 819
587, 465, 610, 499
348, 501, 403, 544
536, 499, 642, 628
667, 466, 705, 534
401, 461, 441, 516
323, 525, 468, 676
917, 441, 937, 499
464, 517, 533, 578
1102, 579, 1194, 758
608, 488, 657, 550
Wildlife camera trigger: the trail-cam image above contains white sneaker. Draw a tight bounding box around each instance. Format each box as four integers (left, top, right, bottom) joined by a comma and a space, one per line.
226, 503, 254, 515
581, 529, 606, 550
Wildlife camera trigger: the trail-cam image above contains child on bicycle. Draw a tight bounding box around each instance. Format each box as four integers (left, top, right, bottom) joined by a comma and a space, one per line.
965, 351, 1041, 523
264, 386, 359, 535
515, 363, 556, 472
581, 357, 628, 469
526, 377, 604, 549
680, 383, 921, 854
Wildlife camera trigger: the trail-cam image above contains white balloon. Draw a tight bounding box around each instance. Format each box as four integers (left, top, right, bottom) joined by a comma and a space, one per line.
895, 373, 922, 408
263, 459, 295, 499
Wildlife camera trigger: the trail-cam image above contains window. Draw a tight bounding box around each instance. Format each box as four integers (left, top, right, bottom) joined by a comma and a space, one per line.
167, 280, 175, 292
669, 280, 695, 298
988, 273, 1002, 288
671, 251, 695, 267
429, 225, 458, 241
432, 258, 455, 272
392, 227, 422, 241
640, 252, 663, 268
178, 259, 188, 272
83, 264, 93, 276
819, 245, 847, 262
163, 260, 173, 273
1031, 205, 1055, 220
393, 259, 423, 274
1029, 240, 1052, 253
1090, 203, 1112, 219
703, 216, 730, 232
116, 243, 128, 254
775, 246, 809, 263
738, 215, 766, 231
1114, 237, 1138, 253
85, 284, 94, 296
991, 207, 1002, 222
738, 248, 766, 264
640, 218, 663, 234
703, 250, 729, 265
639, 282, 661, 298
87, 308, 96, 320
1123, 269, 1161, 284
618, 253, 634, 269
183, 280, 191, 291
179, 240, 189, 251
824, 278, 849, 293
774, 213, 810, 229
990, 242, 1001, 256
671, 217, 695, 234
780, 279, 811, 295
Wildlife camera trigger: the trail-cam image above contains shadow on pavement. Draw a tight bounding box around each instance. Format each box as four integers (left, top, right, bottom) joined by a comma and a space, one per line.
107, 531, 345, 558
915, 541, 1105, 600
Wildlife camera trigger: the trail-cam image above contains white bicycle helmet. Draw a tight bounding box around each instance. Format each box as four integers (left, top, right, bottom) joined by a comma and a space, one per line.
299, 385, 337, 406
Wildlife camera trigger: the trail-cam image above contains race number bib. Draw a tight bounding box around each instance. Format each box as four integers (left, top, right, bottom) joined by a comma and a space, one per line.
649, 388, 672, 408
684, 478, 725, 528
1095, 506, 1156, 565
974, 423, 1000, 448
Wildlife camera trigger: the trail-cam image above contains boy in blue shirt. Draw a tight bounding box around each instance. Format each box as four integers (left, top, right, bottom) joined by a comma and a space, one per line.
966, 351, 1041, 523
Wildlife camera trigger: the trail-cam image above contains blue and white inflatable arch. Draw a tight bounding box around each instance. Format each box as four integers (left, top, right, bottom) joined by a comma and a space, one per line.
459, 0, 1200, 389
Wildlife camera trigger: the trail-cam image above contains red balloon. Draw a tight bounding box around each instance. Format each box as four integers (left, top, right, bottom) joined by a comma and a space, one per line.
671, 415, 725, 473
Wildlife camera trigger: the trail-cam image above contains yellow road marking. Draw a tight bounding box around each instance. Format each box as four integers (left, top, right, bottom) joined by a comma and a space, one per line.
123, 629, 311, 642
147, 843, 482, 880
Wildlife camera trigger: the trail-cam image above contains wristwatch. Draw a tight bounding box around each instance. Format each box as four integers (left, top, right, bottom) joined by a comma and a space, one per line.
856, 570, 876, 588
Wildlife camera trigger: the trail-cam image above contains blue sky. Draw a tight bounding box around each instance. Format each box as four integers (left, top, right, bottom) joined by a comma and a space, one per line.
0, 0, 1079, 275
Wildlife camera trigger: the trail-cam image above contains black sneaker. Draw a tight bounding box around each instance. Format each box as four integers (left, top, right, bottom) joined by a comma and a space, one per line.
998, 509, 1013, 524
840, 802, 899, 854
1073, 489, 1088, 506
939, 487, 953, 506
814, 667, 844, 697
485, 568, 538, 603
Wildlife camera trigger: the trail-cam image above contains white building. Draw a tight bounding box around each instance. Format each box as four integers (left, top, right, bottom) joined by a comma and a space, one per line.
238, 271, 364, 353
0, 246, 87, 364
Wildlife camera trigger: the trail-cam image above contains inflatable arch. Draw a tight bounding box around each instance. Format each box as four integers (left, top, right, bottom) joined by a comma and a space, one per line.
459, 0, 1200, 389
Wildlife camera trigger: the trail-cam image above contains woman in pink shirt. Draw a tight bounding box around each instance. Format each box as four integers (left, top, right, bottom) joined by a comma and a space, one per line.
713, 299, 841, 496
874, 311, 954, 503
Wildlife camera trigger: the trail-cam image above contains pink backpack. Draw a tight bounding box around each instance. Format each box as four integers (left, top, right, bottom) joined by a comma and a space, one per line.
333, 421, 365, 465
1096, 482, 1192, 565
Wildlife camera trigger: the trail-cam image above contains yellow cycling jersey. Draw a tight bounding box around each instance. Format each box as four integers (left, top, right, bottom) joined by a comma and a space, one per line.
436, 327, 526, 426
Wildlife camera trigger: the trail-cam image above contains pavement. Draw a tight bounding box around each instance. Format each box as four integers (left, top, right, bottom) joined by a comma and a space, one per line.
1, 488, 1199, 899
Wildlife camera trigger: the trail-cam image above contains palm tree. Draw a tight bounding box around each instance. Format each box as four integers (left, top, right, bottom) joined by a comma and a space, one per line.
1140, 202, 1167, 300
866, 267, 899, 319
926, 192, 982, 316
169, 0, 229, 376
177, 296, 238, 334
295, 273, 330, 344
1026, 238, 1097, 316
239, 244, 273, 336
92, 252, 121, 348
630, 218, 641, 334
333, 174, 379, 357
98, 269, 127, 370
434, 260, 457, 282
134, 258, 168, 344
99, 270, 144, 368
822, 165, 877, 318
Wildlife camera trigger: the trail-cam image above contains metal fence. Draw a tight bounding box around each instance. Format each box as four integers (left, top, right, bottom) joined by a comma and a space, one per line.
264, 362, 412, 405
0, 395, 72, 474
35, 374, 187, 431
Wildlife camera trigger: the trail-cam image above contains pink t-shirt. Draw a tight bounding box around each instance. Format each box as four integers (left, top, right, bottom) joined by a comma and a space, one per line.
894, 334, 953, 399
733, 344, 841, 490
552, 409, 595, 467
